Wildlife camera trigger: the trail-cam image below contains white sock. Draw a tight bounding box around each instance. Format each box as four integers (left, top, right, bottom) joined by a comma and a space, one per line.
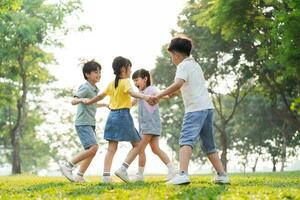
138, 167, 144, 174
121, 162, 129, 171
167, 162, 174, 170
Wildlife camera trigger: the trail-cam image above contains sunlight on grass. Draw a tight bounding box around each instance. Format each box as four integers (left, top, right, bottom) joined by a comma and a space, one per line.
0, 172, 300, 199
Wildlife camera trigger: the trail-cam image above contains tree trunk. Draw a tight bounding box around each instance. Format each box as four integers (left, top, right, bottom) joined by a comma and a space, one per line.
220, 129, 228, 172
252, 148, 262, 172
280, 122, 287, 172
272, 157, 276, 172
10, 53, 27, 174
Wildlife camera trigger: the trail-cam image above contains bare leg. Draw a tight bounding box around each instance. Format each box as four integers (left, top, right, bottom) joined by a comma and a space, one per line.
71, 144, 99, 165
103, 141, 118, 173
207, 152, 225, 174
179, 145, 192, 173
149, 136, 171, 165
124, 135, 152, 165
77, 145, 99, 174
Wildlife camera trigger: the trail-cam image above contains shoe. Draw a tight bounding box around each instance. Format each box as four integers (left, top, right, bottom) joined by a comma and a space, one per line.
166, 174, 190, 185
114, 168, 130, 183
60, 164, 75, 182
102, 176, 112, 184
73, 175, 86, 183
166, 168, 177, 181
132, 173, 144, 182
214, 174, 230, 184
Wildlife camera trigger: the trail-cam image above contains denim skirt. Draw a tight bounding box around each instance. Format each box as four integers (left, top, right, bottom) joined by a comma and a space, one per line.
104, 108, 141, 142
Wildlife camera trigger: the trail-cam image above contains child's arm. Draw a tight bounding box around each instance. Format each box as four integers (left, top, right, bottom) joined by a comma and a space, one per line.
71, 97, 83, 105
131, 98, 138, 106
129, 88, 151, 102
150, 79, 184, 105
82, 92, 107, 105
97, 103, 109, 108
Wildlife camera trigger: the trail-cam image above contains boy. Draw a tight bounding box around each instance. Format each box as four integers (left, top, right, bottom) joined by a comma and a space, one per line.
150, 35, 229, 185
60, 60, 104, 182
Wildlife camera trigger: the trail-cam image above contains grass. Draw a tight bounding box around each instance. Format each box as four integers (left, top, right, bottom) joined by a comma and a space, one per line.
0, 171, 300, 199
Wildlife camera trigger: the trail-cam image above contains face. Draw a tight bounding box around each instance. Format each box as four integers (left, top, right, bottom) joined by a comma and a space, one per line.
133, 77, 147, 91
169, 51, 181, 65
86, 69, 101, 84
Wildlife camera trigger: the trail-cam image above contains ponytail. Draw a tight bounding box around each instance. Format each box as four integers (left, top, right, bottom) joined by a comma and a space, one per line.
112, 56, 132, 88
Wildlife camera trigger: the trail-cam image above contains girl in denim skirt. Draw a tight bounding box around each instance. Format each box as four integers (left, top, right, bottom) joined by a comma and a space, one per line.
83, 56, 152, 183
130, 69, 177, 182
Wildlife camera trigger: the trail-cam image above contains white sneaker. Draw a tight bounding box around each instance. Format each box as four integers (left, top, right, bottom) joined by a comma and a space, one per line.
60, 164, 75, 182
132, 173, 144, 182
214, 174, 230, 184
73, 175, 86, 183
166, 168, 177, 181
102, 176, 112, 184
166, 174, 190, 185
114, 168, 130, 183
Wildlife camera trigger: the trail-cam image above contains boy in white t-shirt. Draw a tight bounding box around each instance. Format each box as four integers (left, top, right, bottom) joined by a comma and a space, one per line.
150, 35, 229, 185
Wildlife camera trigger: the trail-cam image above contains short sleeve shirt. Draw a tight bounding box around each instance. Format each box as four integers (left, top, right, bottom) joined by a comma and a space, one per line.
74, 82, 99, 126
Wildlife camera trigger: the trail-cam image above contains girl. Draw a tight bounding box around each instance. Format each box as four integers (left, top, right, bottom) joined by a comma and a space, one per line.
130, 69, 177, 181
82, 56, 151, 183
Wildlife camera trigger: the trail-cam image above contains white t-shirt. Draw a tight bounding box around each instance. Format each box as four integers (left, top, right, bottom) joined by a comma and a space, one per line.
175, 57, 213, 113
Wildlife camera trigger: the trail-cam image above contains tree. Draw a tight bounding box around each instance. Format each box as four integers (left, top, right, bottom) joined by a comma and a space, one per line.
0, 0, 84, 174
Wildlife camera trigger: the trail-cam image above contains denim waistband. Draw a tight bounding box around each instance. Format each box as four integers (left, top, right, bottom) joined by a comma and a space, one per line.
110, 108, 130, 112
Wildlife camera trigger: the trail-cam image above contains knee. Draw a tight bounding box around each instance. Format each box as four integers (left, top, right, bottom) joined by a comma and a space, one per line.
89, 145, 99, 155
151, 146, 160, 155
107, 146, 117, 155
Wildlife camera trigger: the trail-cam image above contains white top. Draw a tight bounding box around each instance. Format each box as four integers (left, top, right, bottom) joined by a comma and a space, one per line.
175, 57, 213, 113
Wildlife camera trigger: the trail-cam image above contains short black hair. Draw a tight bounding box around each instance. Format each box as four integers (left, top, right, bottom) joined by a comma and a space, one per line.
168, 35, 192, 56
82, 60, 101, 80
132, 69, 151, 87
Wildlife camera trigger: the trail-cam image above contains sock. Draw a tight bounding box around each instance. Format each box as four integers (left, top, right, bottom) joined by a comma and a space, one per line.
77, 172, 84, 177
166, 162, 174, 170
180, 170, 188, 176
217, 172, 226, 176
103, 172, 110, 177
121, 162, 129, 171
67, 161, 74, 168
138, 167, 144, 175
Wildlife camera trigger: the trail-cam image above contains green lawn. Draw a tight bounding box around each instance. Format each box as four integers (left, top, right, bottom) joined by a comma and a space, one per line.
0, 171, 300, 199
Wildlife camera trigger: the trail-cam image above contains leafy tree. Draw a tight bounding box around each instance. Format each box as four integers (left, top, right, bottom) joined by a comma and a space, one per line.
0, 0, 85, 174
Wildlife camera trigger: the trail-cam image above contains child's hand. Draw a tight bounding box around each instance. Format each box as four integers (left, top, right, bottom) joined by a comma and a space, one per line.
149, 95, 159, 106
81, 98, 90, 105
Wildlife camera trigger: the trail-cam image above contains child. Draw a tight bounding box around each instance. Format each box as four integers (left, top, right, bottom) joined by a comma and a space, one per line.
150, 35, 229, 185
60, 60, 104, 183
82, 56, 152, 183
130, 69, 177, 181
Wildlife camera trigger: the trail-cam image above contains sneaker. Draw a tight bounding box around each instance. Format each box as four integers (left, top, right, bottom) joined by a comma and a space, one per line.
102, 176, 112, 184
60, 164, 75, 182
166, 168, 177, 181
166, 174, 190, 185
214, 174, 230, 184
114, 168, 130, 183
73, 175, 86, 183
132, 173, 144, 182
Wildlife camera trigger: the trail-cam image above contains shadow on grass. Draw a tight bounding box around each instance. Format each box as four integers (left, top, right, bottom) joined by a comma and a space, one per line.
18, 182, 68, 193
66, 182, 154, 197
169, 184, 228, 200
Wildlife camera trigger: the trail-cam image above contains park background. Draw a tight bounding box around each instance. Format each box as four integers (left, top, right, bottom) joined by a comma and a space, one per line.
0, 1, 300, 199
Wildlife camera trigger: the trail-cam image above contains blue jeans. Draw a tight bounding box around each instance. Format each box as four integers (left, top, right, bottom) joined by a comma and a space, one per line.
179, 109, 217, 154
75, 125, 97, 150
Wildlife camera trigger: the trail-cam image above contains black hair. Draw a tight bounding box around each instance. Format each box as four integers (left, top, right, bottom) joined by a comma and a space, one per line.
82, 60, 101, 80
112, 56, 132, 88
132, 69, 151, 87
167, 35, 192, 56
